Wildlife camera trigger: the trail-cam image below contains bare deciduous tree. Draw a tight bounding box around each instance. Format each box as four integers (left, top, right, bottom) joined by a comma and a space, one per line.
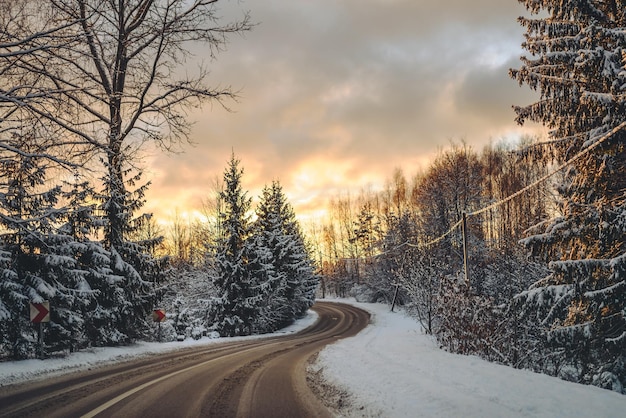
8, 0, 251, 248
0, 0, 82, 167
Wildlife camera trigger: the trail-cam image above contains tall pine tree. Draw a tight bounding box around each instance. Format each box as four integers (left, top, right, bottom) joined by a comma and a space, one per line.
0, 137, 91, 358
252, 181, 318, 332
211, 153, 256, 336
511, 0, 626, 392
93, 166, 165, 344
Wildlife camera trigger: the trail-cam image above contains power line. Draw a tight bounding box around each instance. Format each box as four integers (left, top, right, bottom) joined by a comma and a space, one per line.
469, 120, 626, 217
407, 219, 463, 249
414, 120, 626, 249
314, 120, 625, 259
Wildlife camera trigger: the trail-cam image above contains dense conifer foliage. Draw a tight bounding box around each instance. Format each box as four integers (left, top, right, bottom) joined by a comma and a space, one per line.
0, 144, 168, 356
210, 153, 256, 337
252, 181, 318, 332
511, 0, 626, 391
209, 156, 318, 337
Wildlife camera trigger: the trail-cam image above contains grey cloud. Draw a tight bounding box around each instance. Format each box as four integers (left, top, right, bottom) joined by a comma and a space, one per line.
146, 0, 541, 219
454, 56, 540, 128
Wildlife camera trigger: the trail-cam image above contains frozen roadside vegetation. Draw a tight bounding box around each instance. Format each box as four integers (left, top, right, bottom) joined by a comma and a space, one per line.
2, 300, 625, 418
313, 299, 626, 418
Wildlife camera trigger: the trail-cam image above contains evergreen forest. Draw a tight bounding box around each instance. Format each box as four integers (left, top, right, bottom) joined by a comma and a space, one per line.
1, 0, 625, 396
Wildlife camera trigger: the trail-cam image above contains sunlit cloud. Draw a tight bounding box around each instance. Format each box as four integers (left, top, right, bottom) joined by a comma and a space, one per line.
142, 0, 545, 225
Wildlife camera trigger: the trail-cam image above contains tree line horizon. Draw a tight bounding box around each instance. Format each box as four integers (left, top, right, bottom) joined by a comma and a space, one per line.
1, 0, 624, 396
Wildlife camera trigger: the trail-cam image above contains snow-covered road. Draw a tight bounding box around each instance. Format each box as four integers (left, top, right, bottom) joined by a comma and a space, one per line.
1, 299, 624, 417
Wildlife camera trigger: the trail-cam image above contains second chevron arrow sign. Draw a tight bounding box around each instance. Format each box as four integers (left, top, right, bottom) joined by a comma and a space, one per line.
30, 301, 50, 323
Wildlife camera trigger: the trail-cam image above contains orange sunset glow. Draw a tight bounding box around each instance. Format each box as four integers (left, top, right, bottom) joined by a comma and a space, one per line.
142, 0, 545, 225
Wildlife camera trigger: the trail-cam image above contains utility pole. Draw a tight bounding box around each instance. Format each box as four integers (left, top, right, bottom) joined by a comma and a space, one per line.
461, 212, 470, 287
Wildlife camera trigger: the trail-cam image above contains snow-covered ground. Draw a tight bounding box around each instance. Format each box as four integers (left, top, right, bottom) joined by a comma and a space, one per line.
1, 300, 625, 417
316, 299, 626, 418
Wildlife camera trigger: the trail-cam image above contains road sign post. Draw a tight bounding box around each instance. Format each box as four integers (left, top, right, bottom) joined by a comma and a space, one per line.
153, 309, 166, 342
30, 301, 50, 359
38, 323, 43, 359
390, 283, 400, 312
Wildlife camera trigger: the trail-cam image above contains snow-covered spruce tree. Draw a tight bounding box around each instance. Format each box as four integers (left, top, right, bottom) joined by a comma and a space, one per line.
292, 237, 319, 317
252, 181, 318, 332
0, 138, 90, 358
210, 153, 256, 337
92, 166, 166, 344
41, 178, 100, 353
271, 181, 318, 317
511, 0, 626, 392
59, 176, 125, 347
244, 231, 278, 334
0, 247, 16, 355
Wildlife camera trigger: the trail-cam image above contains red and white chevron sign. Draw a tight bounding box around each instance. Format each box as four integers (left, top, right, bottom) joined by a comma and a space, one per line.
30, 302, 50, 323
152, 309, 166, 322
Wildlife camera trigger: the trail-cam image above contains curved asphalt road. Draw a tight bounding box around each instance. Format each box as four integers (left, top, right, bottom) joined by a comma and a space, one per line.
0, 301, 369, 418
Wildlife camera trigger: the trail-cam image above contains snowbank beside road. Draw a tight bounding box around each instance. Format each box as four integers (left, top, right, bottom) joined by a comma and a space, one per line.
316, 299, 626, 418
0, 311, 318, 387
2, 300, 625, 418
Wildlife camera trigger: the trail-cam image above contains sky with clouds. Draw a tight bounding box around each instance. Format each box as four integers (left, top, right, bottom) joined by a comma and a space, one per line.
143, 0, 546, 224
